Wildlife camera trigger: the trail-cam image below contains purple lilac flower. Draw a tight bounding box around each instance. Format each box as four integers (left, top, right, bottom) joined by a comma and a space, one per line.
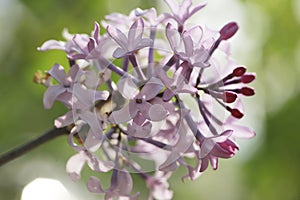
37, 0, 257, 199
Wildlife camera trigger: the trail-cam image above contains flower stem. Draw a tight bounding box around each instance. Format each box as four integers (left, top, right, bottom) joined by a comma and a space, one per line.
0, 127, 68, 167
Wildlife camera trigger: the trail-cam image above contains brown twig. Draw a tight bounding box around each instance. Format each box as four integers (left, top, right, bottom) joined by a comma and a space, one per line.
0, 127, 69, 167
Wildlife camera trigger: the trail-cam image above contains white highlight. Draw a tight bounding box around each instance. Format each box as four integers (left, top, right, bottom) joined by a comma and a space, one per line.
21, 178, 71, 200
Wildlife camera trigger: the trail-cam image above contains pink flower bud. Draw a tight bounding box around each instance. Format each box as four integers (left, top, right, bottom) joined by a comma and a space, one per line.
240, 87, 255, 96
241, 74, 256, 83
231, 108, 244, 119
232, 66, 246, 77
222, 92, 237, 103
219, 22, 239, 40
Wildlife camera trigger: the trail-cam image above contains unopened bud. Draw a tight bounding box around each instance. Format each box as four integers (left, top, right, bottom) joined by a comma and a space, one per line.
231, 108, 244, 119
240, 87, 255, 96
219, 22, 239, 40
233, 66, 246, 77
241, 74, 256, 83
222, 92, 237, 103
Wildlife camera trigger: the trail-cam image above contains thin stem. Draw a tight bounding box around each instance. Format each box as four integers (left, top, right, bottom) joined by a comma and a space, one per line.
0, 127, 68, 167
122, 57, 129, 71
129, 54, 146, 81
196, 93, 218, 135
146, 26, 156, 78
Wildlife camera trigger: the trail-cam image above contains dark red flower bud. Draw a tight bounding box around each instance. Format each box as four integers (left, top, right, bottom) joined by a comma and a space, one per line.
241, 74, 255, 83
222, 92, 237, 103
231, 108, 244, 119
240, 87, 255, 96
219, 22, 239, 41
233, 66, 246, 77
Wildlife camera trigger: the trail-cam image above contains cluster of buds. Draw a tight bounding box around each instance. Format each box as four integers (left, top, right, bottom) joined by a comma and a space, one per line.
36, 0, 256, 199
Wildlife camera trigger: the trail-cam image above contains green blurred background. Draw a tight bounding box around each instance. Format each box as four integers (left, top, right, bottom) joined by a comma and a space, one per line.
0, 0, 299, 199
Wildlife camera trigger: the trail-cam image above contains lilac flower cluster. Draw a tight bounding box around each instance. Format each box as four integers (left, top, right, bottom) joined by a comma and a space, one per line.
36, 0, 256, 199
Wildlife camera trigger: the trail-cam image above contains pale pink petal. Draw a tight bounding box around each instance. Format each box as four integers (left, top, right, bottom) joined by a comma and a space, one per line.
66, 151, 88, 181
43, 85, 66, 109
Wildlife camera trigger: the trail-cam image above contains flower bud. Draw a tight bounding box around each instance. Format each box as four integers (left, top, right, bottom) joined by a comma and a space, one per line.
219, 22, 239, 40
232, 66, 246, 77
222, 92, 237, 103
231, 108, 244, 119
240, 87, 255, 96
241, 74, 256, 83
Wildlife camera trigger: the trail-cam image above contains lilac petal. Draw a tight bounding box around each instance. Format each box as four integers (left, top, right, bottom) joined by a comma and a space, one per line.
87, 176, 105, 193
68, 128, 84, 151
84, 130, 102, 152
73, 34, 89, 54
113, 47, 127, 58
127, 121, 152, 138
54, 111, 74, 128
148, 104, 169, 121
37, 40, 66, 51
87, 38, 96, 53
93, 22, 100, 44
200, 130, 232, 158
87, 156, 114, 173
200, 157, 209, 172
163, 89, 175, 101
225, 116, 256, 139
164, 0, 179, 14
72, 84, 95, 106
209, 156, 218, 170
66, 151, 87, 181
43, 85, 66, 109
212, 130, 233, 143
141, 77, 163, 100
187, 25, 203, 45
139, 101, 152, 120
128, 18, 144, 50
133, 111, 146, 126
182, 33, 194, 57
117, 170, 133, 195
180, 0, 192, 12
118, 76, 139, 99
231, 125, 256, 139
79, 111, 103, 140
136, 38, 152, 50
166, 23, 181, 51
48, 64, 67, 84
107, 25, 128, 50
159, 153, 179, 172
109, 102, 137, 124
189, 3, 207, 17
68, 64, 80, 81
